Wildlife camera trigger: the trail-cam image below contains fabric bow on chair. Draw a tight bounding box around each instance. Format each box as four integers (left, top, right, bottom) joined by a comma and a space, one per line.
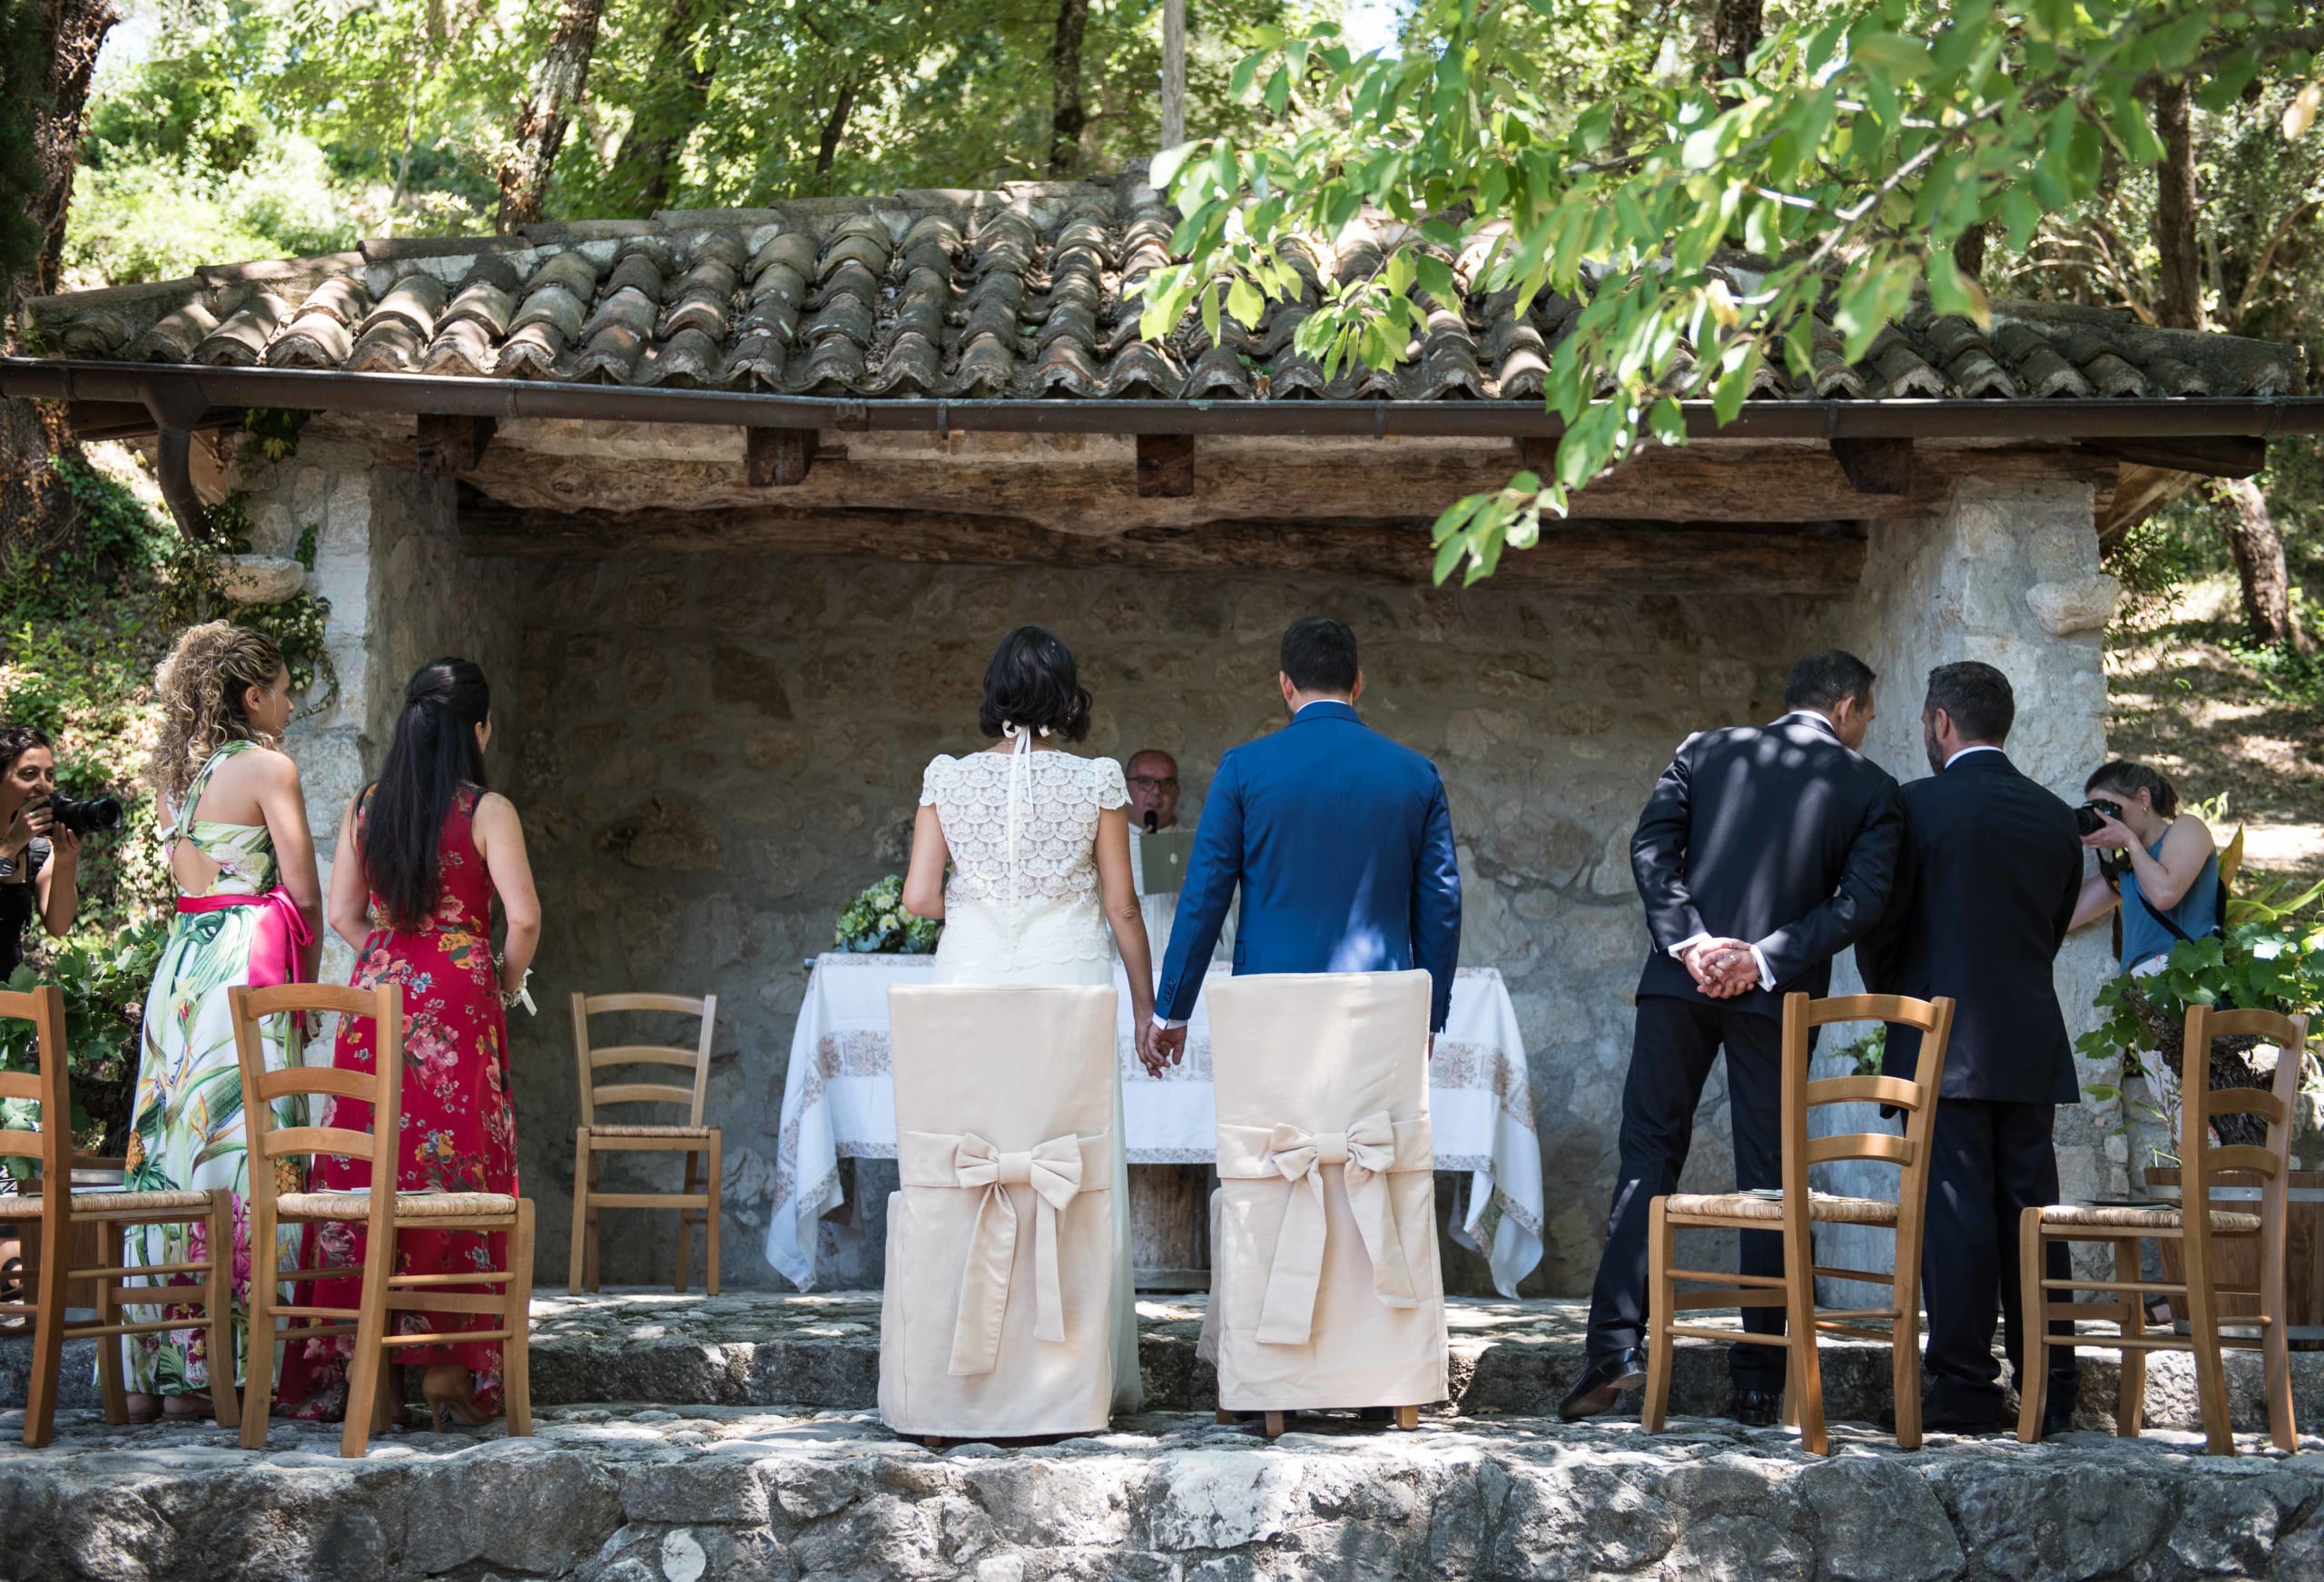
901, 1129, 1090, 1376
1216, 1110, 1431, 1345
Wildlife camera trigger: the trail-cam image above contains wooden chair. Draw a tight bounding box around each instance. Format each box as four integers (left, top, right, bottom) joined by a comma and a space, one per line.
1643, 990, 1956, 1455
567, 992, 720, 1295
1, 984, 241, 1445
231, 981, 535, 1458
2018, 1003, 2309, 1455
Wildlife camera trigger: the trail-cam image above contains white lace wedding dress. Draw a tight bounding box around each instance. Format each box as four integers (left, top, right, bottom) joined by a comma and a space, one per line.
920, 738, 1142, 1412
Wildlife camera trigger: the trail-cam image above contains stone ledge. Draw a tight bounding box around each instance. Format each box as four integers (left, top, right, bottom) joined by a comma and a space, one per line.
520, 1291, 2324, 1437
1, 1402, 2319, 1581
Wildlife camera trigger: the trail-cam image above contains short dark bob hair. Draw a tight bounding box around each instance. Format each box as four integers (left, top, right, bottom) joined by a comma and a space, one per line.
978, 626, 1092, 742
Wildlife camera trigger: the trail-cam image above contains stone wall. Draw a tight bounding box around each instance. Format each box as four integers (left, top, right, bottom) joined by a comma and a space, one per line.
477, 551, 1832, 1292
1796, 474, 2127, 1293
261, 440, 2131, 1301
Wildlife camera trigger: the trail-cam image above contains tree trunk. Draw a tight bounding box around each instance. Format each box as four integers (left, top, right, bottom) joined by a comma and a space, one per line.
606, 0, 724, 212
495, 0, 606, 232
1049, 0, 1090, 178
1708, 0, 1762, 84
813, 81, 856, 179
2220, 477, 2312, 652
1, 0, 120, 560
1160, 0, 1186, 152
2153, 80, 2202, 331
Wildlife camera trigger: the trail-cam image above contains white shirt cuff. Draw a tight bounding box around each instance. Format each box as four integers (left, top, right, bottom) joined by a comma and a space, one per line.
1672, 934, 1776, 991
1152, 1014, 1187, 1030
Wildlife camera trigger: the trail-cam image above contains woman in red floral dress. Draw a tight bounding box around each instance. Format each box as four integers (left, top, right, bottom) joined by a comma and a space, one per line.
277, 658, 541, 1428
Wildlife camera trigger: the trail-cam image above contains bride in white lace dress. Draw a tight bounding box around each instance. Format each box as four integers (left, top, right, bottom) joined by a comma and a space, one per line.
901, 627, 1157, 1415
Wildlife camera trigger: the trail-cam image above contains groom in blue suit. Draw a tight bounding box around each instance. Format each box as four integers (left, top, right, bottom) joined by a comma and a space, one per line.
1146, 618, 1462, 1070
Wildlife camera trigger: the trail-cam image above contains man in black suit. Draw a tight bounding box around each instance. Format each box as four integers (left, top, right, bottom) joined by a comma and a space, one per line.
1561, 650, 1905, 1426
1858, 661, 2083, 1433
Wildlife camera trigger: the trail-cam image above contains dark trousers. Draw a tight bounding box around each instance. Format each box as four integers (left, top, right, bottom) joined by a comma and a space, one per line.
1586, 993, 1787, 1387
1922, 1097, 2081, 1415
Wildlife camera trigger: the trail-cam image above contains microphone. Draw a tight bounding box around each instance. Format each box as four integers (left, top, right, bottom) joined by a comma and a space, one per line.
1144, 811, 1158, 833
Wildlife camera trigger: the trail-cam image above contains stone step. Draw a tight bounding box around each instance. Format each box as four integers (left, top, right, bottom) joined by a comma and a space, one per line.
524, 1290, 2324, 1437
2, 1400, 2319, 1582
12, 1292, 2323, 1438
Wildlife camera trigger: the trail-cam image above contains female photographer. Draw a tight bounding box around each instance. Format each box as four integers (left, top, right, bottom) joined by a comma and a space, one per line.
2070, 759, 2221, 974
0, 724, 80, 980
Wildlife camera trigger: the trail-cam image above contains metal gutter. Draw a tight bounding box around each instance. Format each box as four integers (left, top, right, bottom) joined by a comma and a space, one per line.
6, 357, 2324, 441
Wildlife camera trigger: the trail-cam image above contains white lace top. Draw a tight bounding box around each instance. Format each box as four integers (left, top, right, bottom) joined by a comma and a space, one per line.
921, 746, 1128, 975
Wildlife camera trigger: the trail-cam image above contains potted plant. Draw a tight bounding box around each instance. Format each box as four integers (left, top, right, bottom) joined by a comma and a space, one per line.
2078, 879, 2324, 1343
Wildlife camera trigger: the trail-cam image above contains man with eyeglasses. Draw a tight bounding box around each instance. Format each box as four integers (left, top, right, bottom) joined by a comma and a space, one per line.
1122, 748, 1232, 964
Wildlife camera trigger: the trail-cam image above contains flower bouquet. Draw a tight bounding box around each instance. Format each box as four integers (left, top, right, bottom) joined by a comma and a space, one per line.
835, 874, 941, 955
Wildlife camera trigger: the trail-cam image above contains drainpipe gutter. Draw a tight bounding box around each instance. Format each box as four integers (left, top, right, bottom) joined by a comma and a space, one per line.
7, 357, 2324, 443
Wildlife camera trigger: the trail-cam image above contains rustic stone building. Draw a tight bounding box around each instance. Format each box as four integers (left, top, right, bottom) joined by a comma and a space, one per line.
8, 174, 2317, 1294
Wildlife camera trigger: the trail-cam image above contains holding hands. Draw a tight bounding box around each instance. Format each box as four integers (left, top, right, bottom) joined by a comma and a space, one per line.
1682, 937, 1759, 1000
1138, 1020, 1186, 1077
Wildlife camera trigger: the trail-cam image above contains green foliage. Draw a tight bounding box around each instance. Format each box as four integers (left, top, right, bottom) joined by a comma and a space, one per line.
0, 918, 164, 1162
1832, 1023, 1886, 1077
1145, 0, 2324, 585
834, 873, 940, 955
2077, 884, 2324, 1089
63, 0, 1308, 282
157, 490, 337, 709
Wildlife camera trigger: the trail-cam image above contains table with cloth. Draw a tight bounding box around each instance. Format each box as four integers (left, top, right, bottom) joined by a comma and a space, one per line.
763, 954, 1545, 1298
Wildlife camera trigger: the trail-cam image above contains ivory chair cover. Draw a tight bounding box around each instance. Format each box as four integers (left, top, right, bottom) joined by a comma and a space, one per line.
1204, 970, 1447, 1411
878, 985, 1121, 1438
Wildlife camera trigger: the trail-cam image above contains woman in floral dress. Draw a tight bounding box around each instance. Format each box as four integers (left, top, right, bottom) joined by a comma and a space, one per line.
277, 658, 540, 1428
124, 624, 323, 1421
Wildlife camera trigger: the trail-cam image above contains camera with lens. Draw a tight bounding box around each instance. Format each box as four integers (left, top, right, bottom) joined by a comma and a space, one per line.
2073, 796, 2124, 839
46, 793, 123, 837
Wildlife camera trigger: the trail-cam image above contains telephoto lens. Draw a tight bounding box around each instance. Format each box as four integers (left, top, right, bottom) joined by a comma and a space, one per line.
47, 794, 123, 836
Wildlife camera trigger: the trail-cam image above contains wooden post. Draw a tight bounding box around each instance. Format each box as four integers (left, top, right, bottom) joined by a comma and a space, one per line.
1829, 437, 1914, 496
1160, 0, 1187, 152
414, 413, 496, 475
747, 427, 818, 486
1137, 432, 1195, 497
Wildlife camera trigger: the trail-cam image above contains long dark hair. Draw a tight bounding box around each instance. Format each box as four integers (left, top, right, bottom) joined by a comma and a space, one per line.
2086, 760, 2179, 820
976, 626, 1092, 742
365, 659, 490, 930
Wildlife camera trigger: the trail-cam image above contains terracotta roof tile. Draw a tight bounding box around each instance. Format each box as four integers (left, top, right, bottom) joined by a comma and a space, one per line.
22, 176, 2308, 403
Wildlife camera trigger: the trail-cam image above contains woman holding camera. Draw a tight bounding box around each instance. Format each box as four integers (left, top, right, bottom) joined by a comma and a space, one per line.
0, 725, 79, 981
123, 623, 323, 1422
275, 657, 539, 1430
2070, 760, 2221, 973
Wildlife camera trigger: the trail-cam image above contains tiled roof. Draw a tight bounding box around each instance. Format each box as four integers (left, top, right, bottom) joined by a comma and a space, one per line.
22, 175, 2308, 403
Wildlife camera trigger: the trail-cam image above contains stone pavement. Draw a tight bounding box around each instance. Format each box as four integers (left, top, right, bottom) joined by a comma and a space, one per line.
13, 1291, 2324, 1435
2, 1400, 2320, 1581
9, 1292, 2324, 1580
521, 1291, 2324, 1437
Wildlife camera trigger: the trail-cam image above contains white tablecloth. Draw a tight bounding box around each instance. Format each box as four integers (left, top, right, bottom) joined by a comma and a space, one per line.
763, 955, 1545, 1297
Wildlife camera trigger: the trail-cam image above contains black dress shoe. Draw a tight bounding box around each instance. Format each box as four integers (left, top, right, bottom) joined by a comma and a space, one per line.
1881, 1396, 2006, 1434
1557, 1348, 1648, 1421
1728, 1388, 1783, 1428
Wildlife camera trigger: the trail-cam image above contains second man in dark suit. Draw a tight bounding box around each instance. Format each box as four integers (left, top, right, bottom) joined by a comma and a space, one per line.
1563, 651, 1905, 1426
1858, 661, 2084, 1434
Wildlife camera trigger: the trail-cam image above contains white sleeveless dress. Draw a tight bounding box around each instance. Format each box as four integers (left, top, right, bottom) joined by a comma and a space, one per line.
920, 740, 1143, 1412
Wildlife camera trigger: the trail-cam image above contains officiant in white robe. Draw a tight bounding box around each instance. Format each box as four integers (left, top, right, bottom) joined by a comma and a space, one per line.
1123, 749, 1234, 968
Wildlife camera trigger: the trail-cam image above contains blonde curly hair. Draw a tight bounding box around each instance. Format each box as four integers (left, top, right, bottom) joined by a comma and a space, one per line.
150, 622, 288, 811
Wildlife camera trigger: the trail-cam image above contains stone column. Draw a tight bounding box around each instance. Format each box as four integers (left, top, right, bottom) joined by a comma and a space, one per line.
1812, 471, 2127, 1292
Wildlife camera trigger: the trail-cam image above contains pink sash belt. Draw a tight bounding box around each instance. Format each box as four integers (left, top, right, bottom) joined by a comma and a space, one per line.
177, 889, 312, 987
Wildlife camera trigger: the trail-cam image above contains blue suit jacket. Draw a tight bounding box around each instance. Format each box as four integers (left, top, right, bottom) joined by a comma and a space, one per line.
1156, 701, 1462, 1030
